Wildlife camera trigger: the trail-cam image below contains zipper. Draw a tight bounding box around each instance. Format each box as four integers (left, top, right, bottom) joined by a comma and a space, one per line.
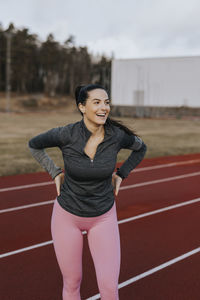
84, 137, 106, 164
83, 151, 94, 163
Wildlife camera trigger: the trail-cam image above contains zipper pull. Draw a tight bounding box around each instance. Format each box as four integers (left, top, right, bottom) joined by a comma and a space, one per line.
91, 159, 93, 163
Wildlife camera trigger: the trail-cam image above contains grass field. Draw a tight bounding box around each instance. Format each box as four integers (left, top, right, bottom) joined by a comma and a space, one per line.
0, 108, 200, 177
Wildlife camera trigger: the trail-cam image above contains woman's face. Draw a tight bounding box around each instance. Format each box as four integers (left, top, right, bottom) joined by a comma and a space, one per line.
79, 88, 111, 125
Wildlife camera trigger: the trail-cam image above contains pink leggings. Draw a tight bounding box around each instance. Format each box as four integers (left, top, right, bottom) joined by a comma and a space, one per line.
51, 198, 121, 300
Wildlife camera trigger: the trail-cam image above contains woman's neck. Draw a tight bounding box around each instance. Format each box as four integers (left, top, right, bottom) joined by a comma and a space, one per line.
83, 117, 105, 137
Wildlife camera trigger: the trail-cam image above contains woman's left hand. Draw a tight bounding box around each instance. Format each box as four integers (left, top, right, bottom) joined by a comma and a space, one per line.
112, 172, 122, 196
54, 172, 65, 196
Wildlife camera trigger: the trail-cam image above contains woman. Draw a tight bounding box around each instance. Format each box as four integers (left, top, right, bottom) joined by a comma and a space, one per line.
28, 84, 147, 300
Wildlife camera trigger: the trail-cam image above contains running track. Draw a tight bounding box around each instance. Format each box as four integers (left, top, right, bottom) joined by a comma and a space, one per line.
0, 153, 200, 300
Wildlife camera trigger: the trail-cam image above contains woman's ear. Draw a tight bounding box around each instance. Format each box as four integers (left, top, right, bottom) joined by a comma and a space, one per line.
78, 103, 85, 114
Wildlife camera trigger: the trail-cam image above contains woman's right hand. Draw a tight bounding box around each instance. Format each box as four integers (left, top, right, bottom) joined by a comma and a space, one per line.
112, 171, 122, 196
54, 172, 65, 196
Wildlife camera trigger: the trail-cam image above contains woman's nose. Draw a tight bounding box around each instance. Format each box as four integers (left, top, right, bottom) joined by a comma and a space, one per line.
100, 103, 108, 110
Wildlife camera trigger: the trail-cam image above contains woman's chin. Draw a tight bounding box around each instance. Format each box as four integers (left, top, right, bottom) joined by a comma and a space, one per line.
95, 117, 107, 124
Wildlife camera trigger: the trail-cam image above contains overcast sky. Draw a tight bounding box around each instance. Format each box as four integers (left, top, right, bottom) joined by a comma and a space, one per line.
1, 0, 200, 59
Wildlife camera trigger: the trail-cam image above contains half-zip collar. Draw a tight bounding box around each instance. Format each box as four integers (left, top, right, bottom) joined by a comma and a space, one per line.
80, 117, 113, 141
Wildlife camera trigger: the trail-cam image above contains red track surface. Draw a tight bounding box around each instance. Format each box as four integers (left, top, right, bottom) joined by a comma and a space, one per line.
0, 153, 200, 300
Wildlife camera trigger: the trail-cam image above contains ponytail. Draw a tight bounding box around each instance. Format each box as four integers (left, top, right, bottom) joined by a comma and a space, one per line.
106, 116, 138, 137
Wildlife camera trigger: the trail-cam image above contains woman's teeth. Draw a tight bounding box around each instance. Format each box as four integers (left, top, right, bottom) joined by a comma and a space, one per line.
96, 114, 106, 117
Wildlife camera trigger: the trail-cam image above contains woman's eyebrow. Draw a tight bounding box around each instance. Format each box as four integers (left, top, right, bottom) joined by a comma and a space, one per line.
92, 98, 110, 101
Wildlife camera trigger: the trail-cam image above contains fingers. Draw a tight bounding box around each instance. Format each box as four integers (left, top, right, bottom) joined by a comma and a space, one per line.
112, 172, 122, 196
115, 182, 119, 196
112, 176, 115, 188
55, 179, 60, 196
114, 176, 122, 196
60, 173, 65, 184
54, 173, 64, 196
112, 172, 116, 189
56, 182, 61, 196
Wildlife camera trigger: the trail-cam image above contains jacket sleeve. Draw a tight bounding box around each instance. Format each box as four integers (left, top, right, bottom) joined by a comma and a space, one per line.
116, 131, 147, 180
28, 126, 67, 180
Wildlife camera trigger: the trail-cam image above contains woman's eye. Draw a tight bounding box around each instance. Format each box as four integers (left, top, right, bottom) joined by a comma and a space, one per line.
94, 101, 110, 104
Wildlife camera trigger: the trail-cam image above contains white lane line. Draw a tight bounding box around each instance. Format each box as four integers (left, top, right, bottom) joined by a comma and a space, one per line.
1, 159, 200, 193
120, 171, 200, 190
0, 181, 53, 192
0, 241, 53, 258
0, 200, 55, 213
86, 247, 200, 300
134, 159, 200, 172
1, 172, 200, 214
1, 197, 199, 258
118, 197, 200, 224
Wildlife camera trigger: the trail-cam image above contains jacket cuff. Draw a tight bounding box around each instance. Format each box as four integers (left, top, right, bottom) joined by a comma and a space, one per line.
116, 168, 126, 180
52, 168, 63, 180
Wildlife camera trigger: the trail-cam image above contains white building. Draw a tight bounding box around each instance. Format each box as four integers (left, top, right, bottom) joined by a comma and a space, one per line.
111, 56, 200, 108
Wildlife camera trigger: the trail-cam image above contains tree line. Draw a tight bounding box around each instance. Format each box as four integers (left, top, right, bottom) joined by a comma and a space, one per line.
0, 23, 112, 97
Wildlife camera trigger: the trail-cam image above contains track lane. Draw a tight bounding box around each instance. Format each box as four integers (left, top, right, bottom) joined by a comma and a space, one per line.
87, 202, 200, 299
1, 173, 200, 253
1, 154, 200, 300
118, 251, 200, 300
0, 185, 56, 209
1, 153, 200, 190
1, 160, 200, 210
1, 198, 199, 258
1, 169, 200, 211
1, 199, 199, 300
117, 175, 200, 219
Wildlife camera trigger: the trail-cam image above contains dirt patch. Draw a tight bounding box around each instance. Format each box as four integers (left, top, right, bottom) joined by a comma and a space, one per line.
0, 108, 200, 176
0, 93, 77, 113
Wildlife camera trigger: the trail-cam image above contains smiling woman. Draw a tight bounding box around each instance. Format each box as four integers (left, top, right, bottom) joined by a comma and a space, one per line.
75, 83, 137, 136
28, 83, 147, 299
77, 86, 110, 136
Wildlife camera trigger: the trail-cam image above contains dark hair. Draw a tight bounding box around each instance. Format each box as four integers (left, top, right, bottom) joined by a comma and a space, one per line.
75, 84, 137, 136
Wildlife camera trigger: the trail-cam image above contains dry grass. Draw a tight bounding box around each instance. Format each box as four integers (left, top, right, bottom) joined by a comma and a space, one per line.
0, 108, 200, 176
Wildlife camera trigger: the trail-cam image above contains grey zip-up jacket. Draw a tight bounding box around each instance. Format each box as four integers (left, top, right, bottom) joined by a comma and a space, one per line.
28, 118, 147, 217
